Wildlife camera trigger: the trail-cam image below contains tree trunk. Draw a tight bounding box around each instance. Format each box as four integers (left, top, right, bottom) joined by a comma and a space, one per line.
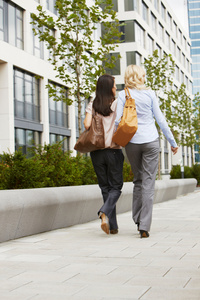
191, 144, 194, 165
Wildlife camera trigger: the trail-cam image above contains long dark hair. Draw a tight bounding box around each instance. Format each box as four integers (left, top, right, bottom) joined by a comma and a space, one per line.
93, 74, 115, 116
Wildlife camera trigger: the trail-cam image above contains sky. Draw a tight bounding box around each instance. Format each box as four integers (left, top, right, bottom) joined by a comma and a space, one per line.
165, 0, 189, 34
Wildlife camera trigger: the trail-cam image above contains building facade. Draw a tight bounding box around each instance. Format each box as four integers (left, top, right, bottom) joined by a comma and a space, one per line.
107, 0, 193, 176
187, 0, 200, 163
0, 0, 194, 177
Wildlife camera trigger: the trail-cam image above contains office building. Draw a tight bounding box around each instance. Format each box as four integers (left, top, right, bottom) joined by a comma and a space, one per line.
107, 0, 193, 176
187, 0, 200, 163
0, 0, 193, 177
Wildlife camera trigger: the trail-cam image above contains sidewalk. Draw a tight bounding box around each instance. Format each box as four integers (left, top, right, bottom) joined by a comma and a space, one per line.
0, 190, 200, 300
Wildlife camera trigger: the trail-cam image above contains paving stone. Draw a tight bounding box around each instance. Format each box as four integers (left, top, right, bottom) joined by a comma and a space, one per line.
0, 190, 199, 299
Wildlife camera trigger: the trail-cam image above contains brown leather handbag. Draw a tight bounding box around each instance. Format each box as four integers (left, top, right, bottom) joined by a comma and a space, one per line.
112, 87, 138, 147
74, 112, 105, 153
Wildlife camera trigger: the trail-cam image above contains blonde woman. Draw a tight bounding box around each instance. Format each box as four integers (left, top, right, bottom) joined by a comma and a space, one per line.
115, 65, 178, 238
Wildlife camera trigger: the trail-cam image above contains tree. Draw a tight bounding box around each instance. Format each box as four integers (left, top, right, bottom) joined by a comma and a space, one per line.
143, 50, 175, 178
143, 50, 176, 130
31, 0, 122, 135
176, 84, 196, 165
192, 92, 200, 162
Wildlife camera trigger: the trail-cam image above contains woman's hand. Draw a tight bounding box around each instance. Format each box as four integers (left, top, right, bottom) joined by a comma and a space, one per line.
171, 146, 178, 155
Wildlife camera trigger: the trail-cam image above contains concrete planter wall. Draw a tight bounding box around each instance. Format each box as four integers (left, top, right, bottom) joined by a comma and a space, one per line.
0, 178, 197, 243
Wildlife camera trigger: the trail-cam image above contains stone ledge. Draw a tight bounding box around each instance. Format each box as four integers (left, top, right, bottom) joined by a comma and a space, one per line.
0, 178, 197, 243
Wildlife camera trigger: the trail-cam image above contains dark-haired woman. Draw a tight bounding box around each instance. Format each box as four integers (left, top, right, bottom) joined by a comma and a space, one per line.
84, 74, 124, 235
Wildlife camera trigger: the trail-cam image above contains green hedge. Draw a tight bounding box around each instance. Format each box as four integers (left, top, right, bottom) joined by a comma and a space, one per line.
0, 143, 134, 190
170, 164, 200, 185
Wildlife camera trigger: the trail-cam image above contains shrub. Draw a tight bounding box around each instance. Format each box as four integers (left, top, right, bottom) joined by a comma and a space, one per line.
0, 143, 135, 190
0, 151, 45, 189
170, 164, 199, 184
123, 162, 134, 182
192, 164, 200, 185
170, 165, 181, 179
184, 166, 193, 178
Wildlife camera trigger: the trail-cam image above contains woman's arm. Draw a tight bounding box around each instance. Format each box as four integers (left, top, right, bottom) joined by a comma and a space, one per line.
151, 92, 178, 148
84, 112, 92, 130
115, 91, 125, 128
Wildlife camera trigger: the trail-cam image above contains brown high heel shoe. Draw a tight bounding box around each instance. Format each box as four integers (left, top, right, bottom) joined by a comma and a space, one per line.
101, 213, 109, 234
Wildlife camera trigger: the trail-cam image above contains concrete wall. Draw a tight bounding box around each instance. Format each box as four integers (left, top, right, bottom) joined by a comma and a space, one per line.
0, 178, 197, 243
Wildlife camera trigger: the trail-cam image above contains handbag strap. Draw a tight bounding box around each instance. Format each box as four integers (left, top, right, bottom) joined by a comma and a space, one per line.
125, 87, 131, 99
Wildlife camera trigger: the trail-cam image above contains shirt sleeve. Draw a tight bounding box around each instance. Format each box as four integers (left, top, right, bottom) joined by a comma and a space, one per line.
115, 91, 125, 128
85, 100, 93, 115
151, 91, 177, 148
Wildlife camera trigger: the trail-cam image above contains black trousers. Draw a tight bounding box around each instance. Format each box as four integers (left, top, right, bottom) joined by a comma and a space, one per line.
90, 149, 124, 230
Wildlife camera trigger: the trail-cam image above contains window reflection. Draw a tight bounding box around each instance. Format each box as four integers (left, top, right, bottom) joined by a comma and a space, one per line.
0, 0, 23, 49
14, 68, 40, 122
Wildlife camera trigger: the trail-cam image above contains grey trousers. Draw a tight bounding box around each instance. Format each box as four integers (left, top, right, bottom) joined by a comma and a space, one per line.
125, 138, 159, 232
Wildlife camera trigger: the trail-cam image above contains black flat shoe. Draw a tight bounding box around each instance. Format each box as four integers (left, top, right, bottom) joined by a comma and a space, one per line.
136, 223, 140, 231
110, 229, 118, 234
140, 230, 149, 238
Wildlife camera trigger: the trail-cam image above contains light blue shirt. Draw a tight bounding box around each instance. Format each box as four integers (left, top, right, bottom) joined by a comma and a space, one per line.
115, 88, 177, 148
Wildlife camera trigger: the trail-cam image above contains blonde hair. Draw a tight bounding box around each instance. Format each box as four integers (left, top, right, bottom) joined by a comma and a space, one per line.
124, 65, 149, 90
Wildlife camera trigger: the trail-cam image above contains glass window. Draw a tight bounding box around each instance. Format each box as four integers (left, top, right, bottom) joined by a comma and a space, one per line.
175, 65, 179, 81
154, 0, 159, 11
192, 63, 200, 71
105, 52, 121, 75
122, 20, 134, 42
126, 51, 141, 65
178, 29, 182, 43
14, 68, 40, 122
182, 53, 185, 67
0, 1, 3, 40
0, 0, 23, 49
189, 80, 193, 93
183, 36, 187, 51
171, 39, 176, 56
173, 21, 177, 37
142, 1, 148, 23
126, 51, 135, 66
189, 9, 200, 17
15, 128, 41, 156
185, 76, 189, 89
177, 46, 181, 62
192, 40, 200, 47
161, 3, 166, 21
135, 52, 142, 65
147, 35, 154, 55
191, 48, 200, 55
124, 0, 138, 11
158, 22, 164, 42
155, 43, 162, 57
151, 13, 156, 33
112, 0, 118, 11
164, 152, 169, 171
49, 134, 69, 152
167, 12, 172, 30
189, 2, 200, 9
165, 31, 170, 49
32, 23, 55, 60
135, 22, 145, 48
48, 82, 69, 128
190, 25, 200, 32
181, 71, 184, 84
46, 0, 57, 15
